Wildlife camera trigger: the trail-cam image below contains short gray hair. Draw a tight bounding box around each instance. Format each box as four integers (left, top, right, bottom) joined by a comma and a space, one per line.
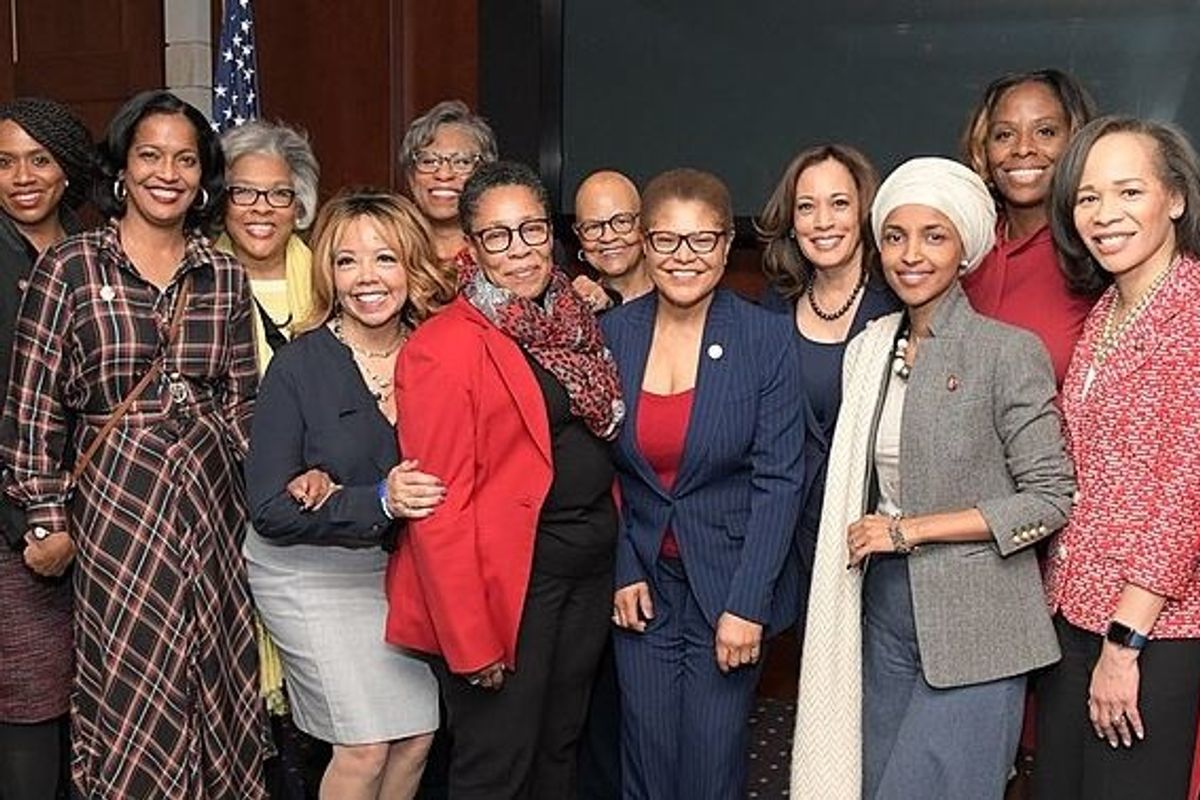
221, 120, 321, 229
399, 100, 498, 171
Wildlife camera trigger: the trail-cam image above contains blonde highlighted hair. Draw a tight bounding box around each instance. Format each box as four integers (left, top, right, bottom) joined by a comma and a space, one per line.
296, 188, 456, 334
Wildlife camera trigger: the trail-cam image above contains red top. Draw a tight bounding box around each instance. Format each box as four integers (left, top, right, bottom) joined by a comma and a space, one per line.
961, 220, 1096, 388
1044, 256, 1200, 638
637, 388, 694, 559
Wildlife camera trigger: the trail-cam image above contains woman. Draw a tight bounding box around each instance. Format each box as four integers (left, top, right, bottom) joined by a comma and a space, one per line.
0, 90, 264, 798
756, 144, 900, 619
219, 119, 319, 374
1033, 117, 1200, 800
385, 161, 624, 799
604, 167, 806, 800
791, 157, 1075, 800
399, 100, 498, 264
570, 168, 652, 311
960, 68, 1098, 386
246, 190, 454, 799
0, 96, 93, 800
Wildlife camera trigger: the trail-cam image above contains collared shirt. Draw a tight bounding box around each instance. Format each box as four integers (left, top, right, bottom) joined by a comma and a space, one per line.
962, 220, 1096, 388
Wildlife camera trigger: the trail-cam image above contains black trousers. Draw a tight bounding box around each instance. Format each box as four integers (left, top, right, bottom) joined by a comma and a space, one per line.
433, 566, 612, 800
1033, 615, 1200, 800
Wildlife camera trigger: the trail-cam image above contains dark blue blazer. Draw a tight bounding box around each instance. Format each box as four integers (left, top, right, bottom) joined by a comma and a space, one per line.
601, 289, 807, 633
245, 326, 396, 548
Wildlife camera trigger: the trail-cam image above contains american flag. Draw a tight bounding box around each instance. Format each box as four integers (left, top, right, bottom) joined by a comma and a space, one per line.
212, 0, 260, 132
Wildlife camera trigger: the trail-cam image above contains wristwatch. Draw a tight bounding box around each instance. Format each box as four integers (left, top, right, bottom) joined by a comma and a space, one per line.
1105, 620, 1148, 651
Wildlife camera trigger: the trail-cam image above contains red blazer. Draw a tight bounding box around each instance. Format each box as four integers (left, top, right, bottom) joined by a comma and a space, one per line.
385, 297, 552, 674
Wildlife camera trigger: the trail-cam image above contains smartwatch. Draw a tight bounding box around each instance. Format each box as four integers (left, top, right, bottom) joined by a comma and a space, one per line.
1105, 620, 1148, 651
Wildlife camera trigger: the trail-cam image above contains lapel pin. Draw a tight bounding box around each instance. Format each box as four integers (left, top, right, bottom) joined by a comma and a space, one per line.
947, 374, 959, 392
707, 343, 724, 360
99, 285, 116, 302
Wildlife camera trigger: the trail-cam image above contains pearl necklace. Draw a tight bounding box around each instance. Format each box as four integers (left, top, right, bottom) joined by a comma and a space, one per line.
807, 266, 866, 322
891, 322, 914, 380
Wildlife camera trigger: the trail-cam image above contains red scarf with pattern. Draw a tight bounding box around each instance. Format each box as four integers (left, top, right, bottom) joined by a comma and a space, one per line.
458, 254, 625, 440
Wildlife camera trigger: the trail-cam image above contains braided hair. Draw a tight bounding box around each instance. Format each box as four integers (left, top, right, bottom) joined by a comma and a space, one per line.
0, 97, 95, 210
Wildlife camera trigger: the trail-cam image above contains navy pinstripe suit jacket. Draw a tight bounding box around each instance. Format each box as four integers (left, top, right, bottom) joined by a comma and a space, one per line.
601, 289, 807, 633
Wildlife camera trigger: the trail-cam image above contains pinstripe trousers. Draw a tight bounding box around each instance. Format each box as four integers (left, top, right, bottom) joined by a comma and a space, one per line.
613, 557, 762, 800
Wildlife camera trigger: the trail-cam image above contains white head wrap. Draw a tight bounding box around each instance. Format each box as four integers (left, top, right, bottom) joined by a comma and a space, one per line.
871, 157, 997, 274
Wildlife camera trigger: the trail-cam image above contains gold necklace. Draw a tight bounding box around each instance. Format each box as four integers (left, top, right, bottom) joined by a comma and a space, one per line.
1092, 257, 1177, 365
330, 316, 407, 402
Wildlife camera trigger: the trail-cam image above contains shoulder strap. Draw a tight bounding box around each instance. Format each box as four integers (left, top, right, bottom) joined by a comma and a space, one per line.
71, 276, 192, 482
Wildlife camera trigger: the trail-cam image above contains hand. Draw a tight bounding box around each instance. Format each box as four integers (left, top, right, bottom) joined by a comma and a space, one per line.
571, 275, 613, 312
846, 514, 902, 567
23, 530, 75, 577
465, 661, 505, 691
714, 612, 763, 673
385, 460, 446, 519
287, 468, 340, 511
613, 581, 654, 632
1089, 641, 1144, 748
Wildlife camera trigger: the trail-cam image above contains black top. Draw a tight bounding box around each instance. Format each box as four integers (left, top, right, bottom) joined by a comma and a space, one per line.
524, 353, 617, 577
245, 326, 396, 548
759, 277, 901, 571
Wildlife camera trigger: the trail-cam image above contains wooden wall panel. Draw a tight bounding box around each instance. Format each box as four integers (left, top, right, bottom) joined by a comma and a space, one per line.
5, 0, 163, 136
252, 0, 478, 201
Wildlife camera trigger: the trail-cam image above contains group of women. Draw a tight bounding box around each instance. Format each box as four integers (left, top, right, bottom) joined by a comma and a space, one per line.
0, 66, 1195, 800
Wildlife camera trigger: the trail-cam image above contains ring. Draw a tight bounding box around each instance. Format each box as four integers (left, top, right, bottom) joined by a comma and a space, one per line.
1112, 714, 1124, 724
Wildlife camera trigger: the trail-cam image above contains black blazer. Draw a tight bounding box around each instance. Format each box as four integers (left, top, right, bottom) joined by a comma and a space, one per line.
245, 326, 396, 547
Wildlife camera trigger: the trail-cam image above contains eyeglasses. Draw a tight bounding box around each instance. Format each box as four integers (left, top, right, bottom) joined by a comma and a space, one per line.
227, 185, 297, 209
472, 218, 552, 254
412, 151, 482, 175
573, 211, 639, 242
645, 229, 727, 255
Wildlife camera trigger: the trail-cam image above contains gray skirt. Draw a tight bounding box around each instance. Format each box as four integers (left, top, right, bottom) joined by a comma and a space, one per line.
244, 526, 438, 745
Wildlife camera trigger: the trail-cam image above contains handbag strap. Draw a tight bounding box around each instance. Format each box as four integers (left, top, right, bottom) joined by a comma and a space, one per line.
71, 276, 193, 483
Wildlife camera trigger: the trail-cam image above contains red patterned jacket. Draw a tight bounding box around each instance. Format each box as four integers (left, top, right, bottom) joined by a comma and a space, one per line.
1045, 255, 1200, 637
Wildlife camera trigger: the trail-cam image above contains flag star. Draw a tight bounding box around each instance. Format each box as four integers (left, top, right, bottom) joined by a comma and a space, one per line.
234, 116, 245, 126
211, 121, 221, 133
241, 44, 253, 56
247, 91, 256, 103
233, 34, 242, 46
235, 59, 244, 69
214, 85, 228, 98
241, 20, 251, 32
223, 109, 233, 119
239, 0, 249, 7
223, 49, 233, 62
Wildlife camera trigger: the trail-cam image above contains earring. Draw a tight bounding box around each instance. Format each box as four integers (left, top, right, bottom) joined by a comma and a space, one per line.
63, 178, 70, 188
959, 259, 970, 272
576, 248, 588, 264
112, 176, 126, 203
193, 187, 210, 210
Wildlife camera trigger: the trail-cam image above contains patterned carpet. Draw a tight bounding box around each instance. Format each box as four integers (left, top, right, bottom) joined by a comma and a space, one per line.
747, 697, 795, 798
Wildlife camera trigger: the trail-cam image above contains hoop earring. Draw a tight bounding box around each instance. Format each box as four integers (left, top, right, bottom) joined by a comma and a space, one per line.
193, 187, 210, 210
112, 177, 126, 203
576, 248, 588, 264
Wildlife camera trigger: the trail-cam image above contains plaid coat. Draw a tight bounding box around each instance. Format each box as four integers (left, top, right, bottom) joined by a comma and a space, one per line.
0, 223, 265, 798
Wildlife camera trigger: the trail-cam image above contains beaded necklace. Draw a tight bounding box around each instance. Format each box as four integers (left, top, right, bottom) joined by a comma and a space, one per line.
807, 265, 866, 322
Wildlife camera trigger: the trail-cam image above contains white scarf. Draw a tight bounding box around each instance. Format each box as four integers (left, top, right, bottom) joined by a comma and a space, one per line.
790, 311, 902, 800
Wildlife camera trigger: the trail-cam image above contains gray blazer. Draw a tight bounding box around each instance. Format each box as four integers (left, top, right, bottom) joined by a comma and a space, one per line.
871, 283, 1074, 688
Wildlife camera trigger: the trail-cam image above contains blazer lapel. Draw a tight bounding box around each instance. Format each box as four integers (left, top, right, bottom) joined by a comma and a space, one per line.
482, 325, 553, 466
617, 294, 671, 498
674, 290, 735, 493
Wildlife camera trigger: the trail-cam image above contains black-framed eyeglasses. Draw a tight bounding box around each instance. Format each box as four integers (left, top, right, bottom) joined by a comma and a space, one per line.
472, 218, 552, 254
573, 211, 639, 241
227, 185, 297, 209
412, 151, 482, 175
646, 229, 727, 255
